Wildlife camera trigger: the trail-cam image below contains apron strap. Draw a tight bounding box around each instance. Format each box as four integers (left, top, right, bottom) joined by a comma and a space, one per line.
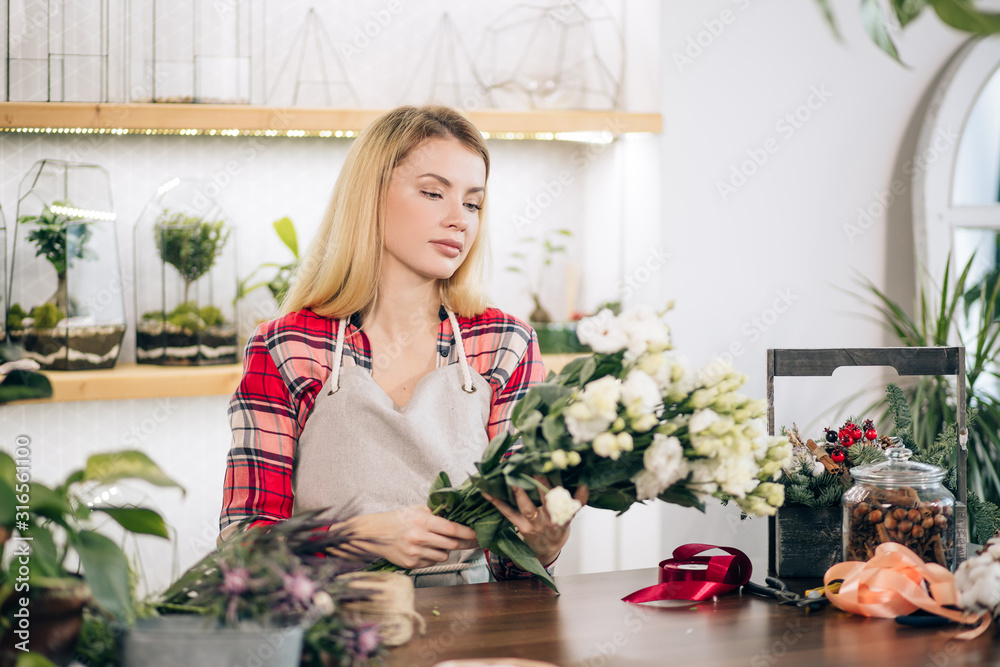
327, 308, 474, 395
445, 309, 476, 394
327, 316, 348, 396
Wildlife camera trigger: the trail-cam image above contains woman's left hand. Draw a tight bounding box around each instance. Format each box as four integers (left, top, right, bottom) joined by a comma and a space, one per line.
482, 479, 589, 566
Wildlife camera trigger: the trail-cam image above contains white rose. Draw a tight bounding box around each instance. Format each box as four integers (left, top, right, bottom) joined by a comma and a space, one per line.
592, 432, 621, 459
687, 459, 720, 499
576, 309, 629, 354
714, 456, 760, 498
631, 413, 659, 433
634, 434, 688, 501
545, 486, 582, 526
617, 304, 671, 360
621, 369, 661, 419
580, 376, 622, 422
691, 434, 724, 457
551, 450, 570, 469
311, 591, 335, 616
688, 409, 719, 435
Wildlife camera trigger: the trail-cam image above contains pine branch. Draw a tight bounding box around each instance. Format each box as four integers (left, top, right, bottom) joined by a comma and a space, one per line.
848, 443, 886, 467
968, 491, 1000, 544
885, 382, 913, 441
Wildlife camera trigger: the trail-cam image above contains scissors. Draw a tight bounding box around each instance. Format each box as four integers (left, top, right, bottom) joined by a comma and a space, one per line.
742, 577, 832, 610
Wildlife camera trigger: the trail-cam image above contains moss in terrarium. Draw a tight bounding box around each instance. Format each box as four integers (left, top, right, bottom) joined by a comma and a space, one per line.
7, 303, 27, 329
31, 302, 66, 329
142, 302, 227, 334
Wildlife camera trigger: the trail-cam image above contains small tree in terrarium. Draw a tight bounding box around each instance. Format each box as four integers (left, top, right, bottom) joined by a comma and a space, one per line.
7, 160, 127, 370
505, 227, 588, 353
135, 178, 238, 365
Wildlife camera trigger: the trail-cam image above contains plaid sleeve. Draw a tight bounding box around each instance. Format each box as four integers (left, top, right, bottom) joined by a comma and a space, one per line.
486, 321, 546, 441
219, 323, 301, 538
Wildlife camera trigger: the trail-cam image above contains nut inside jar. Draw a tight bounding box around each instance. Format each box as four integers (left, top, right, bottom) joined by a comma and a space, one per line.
844, 486, 954, 567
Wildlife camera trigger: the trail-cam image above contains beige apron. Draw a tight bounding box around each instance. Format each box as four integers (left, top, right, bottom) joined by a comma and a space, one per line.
292, 309, 491, 586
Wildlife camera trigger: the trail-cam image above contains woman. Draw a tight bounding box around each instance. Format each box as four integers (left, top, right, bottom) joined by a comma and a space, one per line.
220, 105, 588, 586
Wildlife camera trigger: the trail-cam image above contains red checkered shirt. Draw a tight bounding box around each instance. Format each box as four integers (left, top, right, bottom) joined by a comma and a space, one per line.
219, 306, 553, 580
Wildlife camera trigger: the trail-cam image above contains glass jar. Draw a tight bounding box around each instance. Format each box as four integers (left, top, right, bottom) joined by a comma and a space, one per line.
842, 444, 956, 570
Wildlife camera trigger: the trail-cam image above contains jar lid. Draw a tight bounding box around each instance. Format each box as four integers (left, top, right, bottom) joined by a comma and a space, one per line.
849, 444, 946, 485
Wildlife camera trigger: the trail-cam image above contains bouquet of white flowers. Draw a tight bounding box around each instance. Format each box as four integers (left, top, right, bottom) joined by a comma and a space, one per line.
379, 304, 793, 590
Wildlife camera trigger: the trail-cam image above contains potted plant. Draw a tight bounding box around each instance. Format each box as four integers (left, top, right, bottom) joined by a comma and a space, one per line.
130, 512, 386, 667
237, 216, 300, 308
0, 449, 182, 666
136, 209, 237, 365
857, 252, 1000, 543
8, 201, 127, 371
505, 227, 589, 354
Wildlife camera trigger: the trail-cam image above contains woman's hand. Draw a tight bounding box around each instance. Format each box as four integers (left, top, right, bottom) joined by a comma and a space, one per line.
483, 480, 589, 566
346, 505, 479, 570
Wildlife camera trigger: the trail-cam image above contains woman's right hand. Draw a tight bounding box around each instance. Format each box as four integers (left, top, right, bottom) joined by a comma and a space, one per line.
346, 505, 479, 569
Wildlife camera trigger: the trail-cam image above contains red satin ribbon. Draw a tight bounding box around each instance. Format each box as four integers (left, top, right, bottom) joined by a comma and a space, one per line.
622, 543, 752, 604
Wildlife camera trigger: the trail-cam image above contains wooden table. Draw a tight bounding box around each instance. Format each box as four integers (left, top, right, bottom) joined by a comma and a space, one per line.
388, 568, 997, 667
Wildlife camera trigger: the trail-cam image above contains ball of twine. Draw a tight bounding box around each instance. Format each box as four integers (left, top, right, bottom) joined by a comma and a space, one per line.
337, 571, 426, 646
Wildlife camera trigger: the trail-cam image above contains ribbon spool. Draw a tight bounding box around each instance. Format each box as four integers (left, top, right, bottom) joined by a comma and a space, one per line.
622, 543, 752, 604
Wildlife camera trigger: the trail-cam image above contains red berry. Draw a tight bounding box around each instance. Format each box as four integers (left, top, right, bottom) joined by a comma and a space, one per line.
851, 427, 863, 441
831, 447, 846, 463
841, 434, 854, 447
865, 428, 878, 441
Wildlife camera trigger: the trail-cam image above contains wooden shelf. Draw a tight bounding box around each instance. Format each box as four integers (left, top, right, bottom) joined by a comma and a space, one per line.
0, 102, 661, 137
17, 354, 586, 404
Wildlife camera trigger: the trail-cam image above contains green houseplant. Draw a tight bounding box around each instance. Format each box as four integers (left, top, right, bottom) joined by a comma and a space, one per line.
236, 216, 300, 307
136, 209, 236, 365
19, 202, 94, 317
816, 0, 1000, 64
856, 253, 1000, 543
0, 450, 182, 665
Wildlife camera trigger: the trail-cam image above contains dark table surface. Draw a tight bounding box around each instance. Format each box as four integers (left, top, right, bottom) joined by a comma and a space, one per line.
386, 567, 997, 667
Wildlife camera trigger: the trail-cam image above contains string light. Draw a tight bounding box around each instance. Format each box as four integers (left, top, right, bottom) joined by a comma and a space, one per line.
49, 204, 117, 221
0, 126, 630, 143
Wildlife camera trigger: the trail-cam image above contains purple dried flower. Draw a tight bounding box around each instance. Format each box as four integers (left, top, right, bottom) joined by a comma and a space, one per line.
220, 565, 250, 596
282, 571, 316, 607
352, 624, 381, 658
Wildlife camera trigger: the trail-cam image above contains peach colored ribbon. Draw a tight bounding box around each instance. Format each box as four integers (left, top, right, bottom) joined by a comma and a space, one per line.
824, 542, 991, 640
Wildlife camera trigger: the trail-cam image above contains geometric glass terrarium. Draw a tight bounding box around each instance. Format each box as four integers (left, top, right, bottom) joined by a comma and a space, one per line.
134, 178, 238, 365
0, 206, 6, 344
128, 0, 251, 104
7, 160, 126, 370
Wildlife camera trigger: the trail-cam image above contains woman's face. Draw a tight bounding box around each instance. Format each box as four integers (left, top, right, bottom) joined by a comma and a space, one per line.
382, 136, 486, 282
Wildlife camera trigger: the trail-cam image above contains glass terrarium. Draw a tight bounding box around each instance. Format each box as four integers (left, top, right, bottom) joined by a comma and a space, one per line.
8, 160, 126, 370
128, 0, 251, 103
0, 206, 6, 344
5, 0, 109, 102
134, 178, 238, 366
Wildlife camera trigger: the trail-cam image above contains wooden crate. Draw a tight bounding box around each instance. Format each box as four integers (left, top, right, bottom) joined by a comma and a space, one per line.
769, 506, 842, 577
766, 347, 969, 577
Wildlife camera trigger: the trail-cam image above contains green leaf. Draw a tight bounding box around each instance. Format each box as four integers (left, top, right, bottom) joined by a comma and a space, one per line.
491, 525, 557, 592
861, 0, 904, 64
93, 507, 170, 538
74, 530, 134, 623
480, 432, 515, 473
15, 652, 59, 667
272, 216, 299, 258
657, 485, 706, 511
890, 0, 928, 27
578, 357, 598, 385
541, 414, 564, 445
510, 390, 542, 429
83, 451, 185, 494
585, 488, 635, 514
17, 523, 61, 579
929, 0, 1000, 32
514, 409, 543, 433
18, 483, 72, 531
814, 0, 842, 39
473, 511, 505, 548
0, 369, 53, 404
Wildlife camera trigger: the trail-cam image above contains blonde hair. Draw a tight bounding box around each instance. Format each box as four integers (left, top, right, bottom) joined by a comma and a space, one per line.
282, 105, 491, 319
